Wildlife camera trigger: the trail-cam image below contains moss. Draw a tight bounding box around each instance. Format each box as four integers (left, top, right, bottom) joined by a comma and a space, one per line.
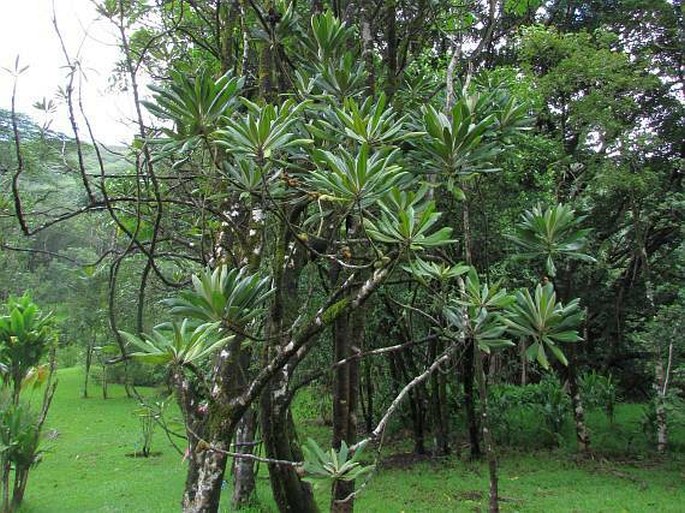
321, 298, 350, 325
208, 399, 235, 437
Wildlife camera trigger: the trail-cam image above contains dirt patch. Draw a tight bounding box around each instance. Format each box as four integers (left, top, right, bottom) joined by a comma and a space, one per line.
455, 490, 484, 501
124, 451, 163, 458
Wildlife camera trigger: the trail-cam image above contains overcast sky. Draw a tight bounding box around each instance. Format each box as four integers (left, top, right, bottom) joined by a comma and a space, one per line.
0, 0, 139, 144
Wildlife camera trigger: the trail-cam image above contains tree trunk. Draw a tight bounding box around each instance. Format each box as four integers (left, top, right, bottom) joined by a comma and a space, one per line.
101, 361, 108, 399
258, 33, 274, 102
11, 466, 28, 512
635, 215, 670, 455
429, 338, 450, 456
182, 333, 250, 513
170, 369, 210, 511
395, 349, 427, 455
259, 212, 317, 513
460, 181, 479, 459
361, 361, 374, 434
123, 359, 134, 398
169, 363, 233, 513
655, 360, 669, 453
554, 268, 590, 455
383, 0, 398, 97
232, 345, 257, 508
83, 342, 93, 398
475, 351, 498, 513
261, 369, 319, 513
231, 407, 257, 508
1, 458, 10, 513
520, 339, 528, 386
463, 340, 481, 459
565, 349, 590, 454
331, 309, 362, 513
358, 0, 375, 95
183, 448, 228, 513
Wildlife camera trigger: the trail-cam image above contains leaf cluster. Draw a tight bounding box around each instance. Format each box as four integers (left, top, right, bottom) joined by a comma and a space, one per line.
301, 438, 374, 484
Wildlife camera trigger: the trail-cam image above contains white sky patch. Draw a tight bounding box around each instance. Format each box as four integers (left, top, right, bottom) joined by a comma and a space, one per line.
0, 0, 140, 144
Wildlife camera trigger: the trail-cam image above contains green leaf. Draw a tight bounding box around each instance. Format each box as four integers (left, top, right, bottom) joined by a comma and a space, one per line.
507, 204, 596, 278
504, 283, 583, 367
165, 265, 273, 328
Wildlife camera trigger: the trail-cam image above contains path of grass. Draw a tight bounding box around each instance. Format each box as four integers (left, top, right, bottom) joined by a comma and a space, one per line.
21, 368, 685, 512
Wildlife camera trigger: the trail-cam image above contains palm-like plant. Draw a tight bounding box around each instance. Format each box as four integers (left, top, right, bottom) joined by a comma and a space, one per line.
215, 99, 312, 162
308, 145, 406, 208
444, 269, 514, 354
301, 438, 374, 484
504, 283, 583, 368
121, 320, 229, 367
296, 12, 366, 101
416, 80, 529, 178
328, 94, 407, 148
403, 258, 469, 286
471, 73, 532, 138
221, 159, 283, 199
0, 397, 41, 465
165, 265, 273, 328
418, 96, 499, 176
363, 189, 454, 252
314, 53, 367, 101
143, 70, 243, 149
506, 203, 596, 277
0, 295, 55, 513
0, 294, 53, 399
305, 10, 355, 64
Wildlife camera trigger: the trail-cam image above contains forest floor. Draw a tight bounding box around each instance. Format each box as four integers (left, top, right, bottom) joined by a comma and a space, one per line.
19, 368, 685, 513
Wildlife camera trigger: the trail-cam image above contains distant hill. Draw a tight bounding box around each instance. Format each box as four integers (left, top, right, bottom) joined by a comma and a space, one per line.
0, 108, 70, 143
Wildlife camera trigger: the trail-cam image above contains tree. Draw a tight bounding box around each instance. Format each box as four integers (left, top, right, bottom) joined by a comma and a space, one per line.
101, 4, 536, 509
508, 203, 595, 453
515, 14, 683, 400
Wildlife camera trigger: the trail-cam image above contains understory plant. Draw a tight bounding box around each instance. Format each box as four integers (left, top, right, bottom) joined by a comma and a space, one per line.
580, 371, 618, 423
301, 438, 375, 491
133, 398, 170, 457
488, 376, 570, 448
0, 294, 57, 513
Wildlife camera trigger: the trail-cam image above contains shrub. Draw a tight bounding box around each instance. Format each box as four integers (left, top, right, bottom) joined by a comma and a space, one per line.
56, 344, 80, 368
106, 360, 168, 387
0, 294, 57, 513
580, 371, 618, 423
488, 374, 570, 448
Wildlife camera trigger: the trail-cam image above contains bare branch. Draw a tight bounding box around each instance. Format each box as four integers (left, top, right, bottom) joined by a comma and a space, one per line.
352, 341, 459, 451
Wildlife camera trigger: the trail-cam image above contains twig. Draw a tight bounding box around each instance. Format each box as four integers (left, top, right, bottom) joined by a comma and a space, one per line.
9, 60, 30, 235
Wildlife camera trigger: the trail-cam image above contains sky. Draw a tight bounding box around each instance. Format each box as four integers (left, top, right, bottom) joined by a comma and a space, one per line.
0, 0, 140, 144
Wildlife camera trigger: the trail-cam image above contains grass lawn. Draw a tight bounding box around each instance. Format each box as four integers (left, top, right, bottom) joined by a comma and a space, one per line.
19, 368, 685, 512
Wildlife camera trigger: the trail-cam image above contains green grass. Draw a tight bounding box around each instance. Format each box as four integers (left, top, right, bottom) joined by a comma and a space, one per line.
351, 452, 684, 512
20, 369, 685, 512
20, 368, 188, 513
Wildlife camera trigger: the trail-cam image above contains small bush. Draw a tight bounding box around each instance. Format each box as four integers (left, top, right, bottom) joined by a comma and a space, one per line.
107, 360, 167, 387
488, 374, 570, 448
56, 344, 80, 368
580, 371, 618, 422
